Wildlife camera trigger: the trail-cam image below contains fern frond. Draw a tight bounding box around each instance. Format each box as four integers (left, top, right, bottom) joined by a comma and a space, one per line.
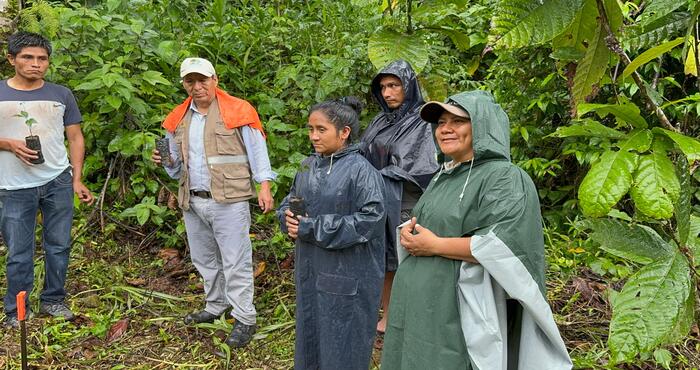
636, 0, 686, 28
19, 0, 59, 38
491, 0, 584, 49
625, 12, 690, 51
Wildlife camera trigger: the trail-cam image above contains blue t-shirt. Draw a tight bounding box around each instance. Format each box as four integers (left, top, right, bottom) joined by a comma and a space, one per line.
0, 80, 82, 190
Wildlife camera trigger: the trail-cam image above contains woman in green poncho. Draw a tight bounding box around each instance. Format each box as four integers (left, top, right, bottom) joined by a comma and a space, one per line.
380, 91, 571, 370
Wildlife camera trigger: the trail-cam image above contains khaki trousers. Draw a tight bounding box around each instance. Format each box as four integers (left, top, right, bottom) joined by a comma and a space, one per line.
183, 197, 256, 325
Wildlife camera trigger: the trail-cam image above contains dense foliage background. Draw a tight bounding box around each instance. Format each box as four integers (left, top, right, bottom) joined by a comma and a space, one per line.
0, 0, 699, 368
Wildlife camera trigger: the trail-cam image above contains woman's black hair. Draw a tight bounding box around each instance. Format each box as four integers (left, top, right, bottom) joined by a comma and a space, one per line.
310, 96, 364, 143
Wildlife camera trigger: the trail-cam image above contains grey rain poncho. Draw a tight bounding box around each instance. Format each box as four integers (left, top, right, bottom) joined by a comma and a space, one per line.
360, 60, 439, 271
381, 91, 572, 370
278, 144, 386, 370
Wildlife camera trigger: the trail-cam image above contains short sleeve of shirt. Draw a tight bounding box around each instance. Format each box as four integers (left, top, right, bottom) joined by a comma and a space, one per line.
60, 85, 82, 125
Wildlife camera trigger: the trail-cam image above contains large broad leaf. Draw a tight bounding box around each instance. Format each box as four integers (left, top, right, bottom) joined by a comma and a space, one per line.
636, 0, 686, 28
551, 0, 596, 55
690, 215, 700, 266
621, 37, 685, 80
584, 218, 674, 264
675, 158, 691, 246
578, 102, 648, 128
630, 152, 680, 219
609, 253, 691, 364
619, 129, 653, 152
572, 23, 610, 106
625, 12, 690, 50
492, 0, 583, 49
368, 30, 429, 73
653, 128, 700, 162
579, 150, 636, 217
548, 118, 624, 139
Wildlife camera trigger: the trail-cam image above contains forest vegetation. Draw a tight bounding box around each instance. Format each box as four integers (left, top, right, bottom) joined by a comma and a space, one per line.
0, 0, 699, 368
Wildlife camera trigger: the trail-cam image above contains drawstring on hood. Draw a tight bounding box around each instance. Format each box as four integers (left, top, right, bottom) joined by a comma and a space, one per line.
327, 152, 334, 174
433, 159, 475, 201
459, 159, 474, 201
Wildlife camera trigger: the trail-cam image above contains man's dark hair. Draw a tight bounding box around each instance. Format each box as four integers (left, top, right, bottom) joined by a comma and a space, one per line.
7, 31, 52, 57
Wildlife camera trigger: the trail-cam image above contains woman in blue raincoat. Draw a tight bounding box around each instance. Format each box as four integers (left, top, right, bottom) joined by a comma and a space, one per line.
278, 97, 386, 370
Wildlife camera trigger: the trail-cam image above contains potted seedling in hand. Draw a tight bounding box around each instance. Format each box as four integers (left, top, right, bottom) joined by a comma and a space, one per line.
15, 104, 44, 164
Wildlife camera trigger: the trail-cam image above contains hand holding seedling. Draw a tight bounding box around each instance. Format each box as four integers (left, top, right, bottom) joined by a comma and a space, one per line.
0, 139, 38, 165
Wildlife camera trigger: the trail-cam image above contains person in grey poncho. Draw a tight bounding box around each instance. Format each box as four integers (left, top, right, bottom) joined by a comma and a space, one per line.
360, 60, 439, 334
381, 91, 571, 370
278, 97, 386, 369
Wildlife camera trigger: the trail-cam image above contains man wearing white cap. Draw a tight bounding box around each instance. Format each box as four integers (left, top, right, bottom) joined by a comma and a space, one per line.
152, 57, 275, 348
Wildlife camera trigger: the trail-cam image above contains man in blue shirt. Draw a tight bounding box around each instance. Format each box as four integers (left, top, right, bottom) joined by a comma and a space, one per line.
0, 31, 94, 329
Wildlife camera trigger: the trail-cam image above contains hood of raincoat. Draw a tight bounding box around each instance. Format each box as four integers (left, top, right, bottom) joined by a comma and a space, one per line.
370, 59, 425, 122
431, 90, 511, 165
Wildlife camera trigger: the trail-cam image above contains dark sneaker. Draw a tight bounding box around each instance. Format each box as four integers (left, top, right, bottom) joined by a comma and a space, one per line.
225, 321, 256, 348
3, 310, 32, 329
183, 310, 219, 325
39, 303, 75, 321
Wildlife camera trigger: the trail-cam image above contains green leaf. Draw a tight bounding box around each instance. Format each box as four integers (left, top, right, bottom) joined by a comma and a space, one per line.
578, 102, 648, 128
690, 215, 700, 266
630, 152, 680, 219
584, 218, 674, 264
579, 150, 636, 217
548, 118, 624, 139
572, 23, 610, 106
685, 41, 698, 76
621, 37, 685, 80
368, 30, 428, 73
619, 129, 653, 152
438, 28, 470, 51
552, 0, 596, 55
626, 12, 690, 50
637, 0, 686, 27
653, 128, 700, 162
609, 253, 691, 363
141, 71, 171, 86
653, 348, 672, 370
675, 158, 691, 246
492, 0, 583, 48
135, 206, 150, 225
155, 40, 178, 65
105, 95, 122, 110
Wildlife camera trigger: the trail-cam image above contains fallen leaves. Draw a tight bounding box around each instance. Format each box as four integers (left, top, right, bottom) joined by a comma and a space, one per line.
105, 318, 129, 344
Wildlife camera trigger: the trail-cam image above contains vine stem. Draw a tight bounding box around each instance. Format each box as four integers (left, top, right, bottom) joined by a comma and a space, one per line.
594, 0, 679, 133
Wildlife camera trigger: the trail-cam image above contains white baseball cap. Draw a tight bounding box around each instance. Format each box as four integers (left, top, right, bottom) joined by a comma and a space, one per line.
180, 57, 216, 78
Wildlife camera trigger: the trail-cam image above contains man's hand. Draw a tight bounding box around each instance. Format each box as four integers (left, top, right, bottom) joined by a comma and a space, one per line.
151, 148, 162, 166
400, 217, 439, 257
284, 209, 301, 239
2, 139, 38, 165
73, 180, 94, 205
258, 181, 274, 213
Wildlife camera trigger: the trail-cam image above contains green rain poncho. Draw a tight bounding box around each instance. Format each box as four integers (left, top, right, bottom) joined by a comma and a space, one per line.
381, 91, 572, 370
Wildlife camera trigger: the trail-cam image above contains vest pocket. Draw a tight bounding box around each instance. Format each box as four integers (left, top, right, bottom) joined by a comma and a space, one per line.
214, 125, 240, 154
223, 172, 254, 199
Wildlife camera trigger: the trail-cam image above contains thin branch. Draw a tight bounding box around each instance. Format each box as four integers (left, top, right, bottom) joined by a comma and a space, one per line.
651, 56, 662, 90
595, 0, 679, 133
406, 0, 413, 34
695, 20, 700, 92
